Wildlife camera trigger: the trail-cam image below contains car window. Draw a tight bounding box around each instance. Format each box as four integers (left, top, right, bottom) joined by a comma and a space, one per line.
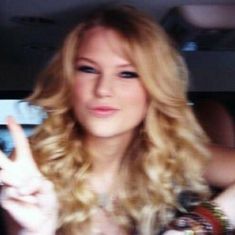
0, 100, 45, 155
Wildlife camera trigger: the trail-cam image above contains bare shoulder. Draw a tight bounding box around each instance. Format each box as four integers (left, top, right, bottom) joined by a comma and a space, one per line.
204, 144, 235, 188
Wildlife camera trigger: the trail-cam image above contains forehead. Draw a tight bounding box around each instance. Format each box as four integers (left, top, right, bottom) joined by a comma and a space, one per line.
77, 26, 131, 58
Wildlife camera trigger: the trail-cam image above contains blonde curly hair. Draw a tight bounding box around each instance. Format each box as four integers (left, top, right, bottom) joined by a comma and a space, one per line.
27, 5, 210, 235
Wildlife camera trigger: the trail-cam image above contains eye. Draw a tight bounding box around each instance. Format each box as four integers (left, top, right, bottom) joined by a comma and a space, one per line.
76, 65, 97, 74
119, 71, 139, 79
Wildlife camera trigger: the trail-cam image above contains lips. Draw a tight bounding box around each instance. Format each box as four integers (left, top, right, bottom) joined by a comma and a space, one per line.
88, 105, 119, 117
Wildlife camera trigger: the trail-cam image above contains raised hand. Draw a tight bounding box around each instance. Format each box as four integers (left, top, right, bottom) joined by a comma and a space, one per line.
0, 117, 58, 235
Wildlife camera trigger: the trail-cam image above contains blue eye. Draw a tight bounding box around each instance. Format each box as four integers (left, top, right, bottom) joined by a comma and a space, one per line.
119, 71, 139, 79
76, 65, 97, 74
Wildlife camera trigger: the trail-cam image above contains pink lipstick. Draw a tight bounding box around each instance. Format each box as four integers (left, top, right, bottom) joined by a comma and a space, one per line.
89, 106, 119, 117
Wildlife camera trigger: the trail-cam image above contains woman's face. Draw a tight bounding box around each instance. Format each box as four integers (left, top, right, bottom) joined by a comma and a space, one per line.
72, 26, 148, 140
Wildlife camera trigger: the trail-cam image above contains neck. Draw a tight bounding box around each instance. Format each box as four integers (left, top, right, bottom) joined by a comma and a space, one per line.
84, 132, 134, 194
84, 132, 134, 173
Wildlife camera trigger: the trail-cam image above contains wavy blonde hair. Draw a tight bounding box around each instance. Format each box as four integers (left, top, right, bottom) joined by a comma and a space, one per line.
28, 5, 210, 235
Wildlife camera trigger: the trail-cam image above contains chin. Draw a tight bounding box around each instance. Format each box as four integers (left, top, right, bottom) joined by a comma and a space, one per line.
86, 126, 133, 139
88, 130, 121, 139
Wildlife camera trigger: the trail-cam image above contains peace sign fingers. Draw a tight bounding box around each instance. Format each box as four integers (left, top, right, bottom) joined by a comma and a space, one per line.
6, 116, 39, 174
7, 117, 32, 161
0, 117, 58, 234
0, 117, 41, 188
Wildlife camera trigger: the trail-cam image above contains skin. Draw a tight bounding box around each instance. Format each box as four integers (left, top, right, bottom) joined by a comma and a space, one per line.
204, 144, 235, 188
0, 27, 235, 234
72, 27, 148, 182
72, 27, 148, 234
0, 117, 58, 235
0, 27, 148, 235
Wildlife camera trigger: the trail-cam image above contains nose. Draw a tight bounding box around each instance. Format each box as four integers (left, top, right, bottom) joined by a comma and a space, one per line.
94, 73, 113, 97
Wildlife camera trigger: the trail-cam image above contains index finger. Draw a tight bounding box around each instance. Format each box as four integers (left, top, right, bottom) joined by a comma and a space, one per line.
6, 116, 32, 162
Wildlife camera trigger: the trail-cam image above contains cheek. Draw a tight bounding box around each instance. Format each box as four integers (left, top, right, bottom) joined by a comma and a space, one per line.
124, 86, 148, 116
71, 82, 86, 117
71, 92, 86, 124
72, 79, 89, 103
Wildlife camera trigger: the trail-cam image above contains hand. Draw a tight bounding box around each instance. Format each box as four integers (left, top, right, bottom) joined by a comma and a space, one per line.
0, 117, 58, 235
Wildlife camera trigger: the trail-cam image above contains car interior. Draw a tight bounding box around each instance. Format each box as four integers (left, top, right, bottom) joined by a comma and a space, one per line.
0, 0, 235, 233
1, 0, 235, 148
161, 3, 235, 148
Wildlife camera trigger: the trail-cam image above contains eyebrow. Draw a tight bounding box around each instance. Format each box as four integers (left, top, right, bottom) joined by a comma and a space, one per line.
75, 57, 96, 64
75, 57, 135, 69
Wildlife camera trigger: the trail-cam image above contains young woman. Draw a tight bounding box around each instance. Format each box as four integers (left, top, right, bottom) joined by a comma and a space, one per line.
0, 5, 235, 235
